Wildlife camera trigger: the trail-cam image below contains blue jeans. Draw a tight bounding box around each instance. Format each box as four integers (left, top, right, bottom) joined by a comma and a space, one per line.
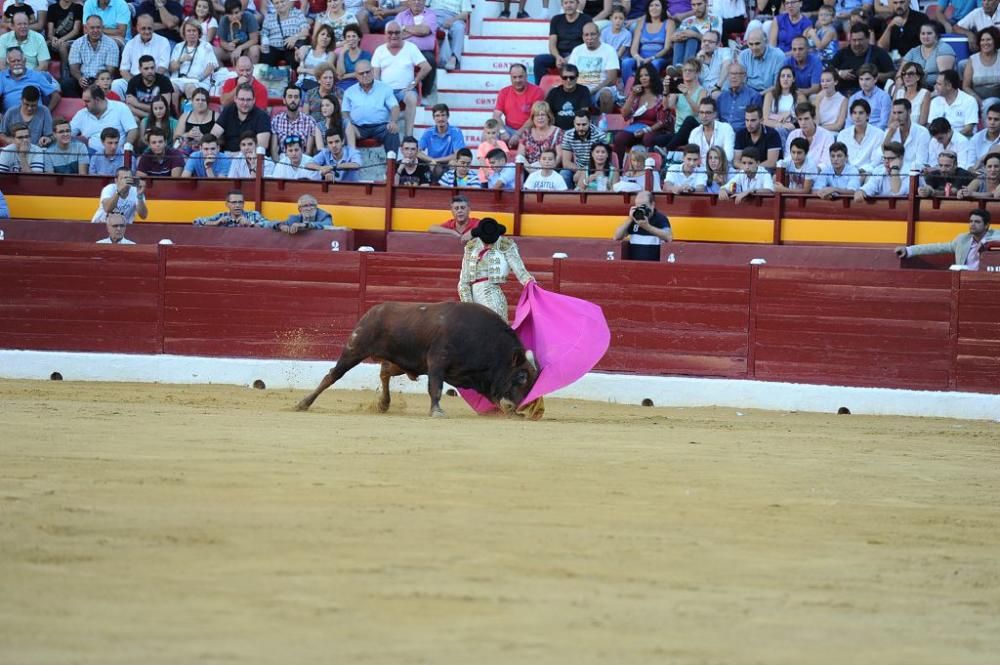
355, 123, 400, 154
672, 38, 700, 67
621, 56, 667, 86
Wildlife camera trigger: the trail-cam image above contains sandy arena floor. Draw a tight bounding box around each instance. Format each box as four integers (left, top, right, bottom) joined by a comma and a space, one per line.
0, 378, 998, 664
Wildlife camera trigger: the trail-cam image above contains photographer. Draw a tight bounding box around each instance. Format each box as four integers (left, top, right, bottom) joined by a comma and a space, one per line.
612, 190, 673, 261
91, 167, 149, 225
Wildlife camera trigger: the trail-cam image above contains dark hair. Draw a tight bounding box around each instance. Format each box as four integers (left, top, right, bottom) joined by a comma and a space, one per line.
610, 3, 626, 16
456, 147, 473, 160
856, 63, 878, 79
52, 116, 70, 130
985, 153, 1000, 164
849, 98, 871, 115
769, 66, 799, 114
928, 117, 952, 137
146, 127, 166, 140
636, 62, 664, 96
821, 67, 840, 83
939, 69, 961, 89
850, 23, 870, 38
239, 130, 257, 142
921, 21, 943, 37
587, 142, 611, 176
224, 0, 243, 12
789, 137, 809, 153
977, 26, 1000, 50
9, 121, 29, 135
314, 24, 336, 48
682, 143, 701, 156
970, 207, 991, 226
100, 127, 120, 140
200, 133, 218, 145
744, 104, 762, 118
883, 140, 905, 158
829, 141, 848, 156
573, 108, 590, 120
227, 188, 245, 200
86, 84, 106, 101
988, 102, 1000, 116
741, 147, 761, 162
343, 23, 363, 39
509, 63, 527, 74
138, 54, 155, 67
794, 101, 815, 117
561, 64, 579, 77
431, 103, 450, 115
235, 83, 255, 97
645, 0, 664, 23
892, 97, 912, 112
699, 96, 718, 111
487, 147, 508, 161
324, 127, 345, 141
21, 84, 39, 103
451, 194, 469, 205
283, 84, 300, 98
401, 135, 418, 146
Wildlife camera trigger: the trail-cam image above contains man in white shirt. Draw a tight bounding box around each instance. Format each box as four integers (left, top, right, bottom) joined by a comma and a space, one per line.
566, 22, 620, 114
95, 211, 135, 244
92, 167, 148, 224
836, 98, 886, 173
926, 117, 975, 171
719, 147, 773, 203
927, 70, 980, 138
688, 97, 735, 163
883, 97, 930, 172
785, 101, 834, 169
371, 21, 432, 136
664, 144, 709, 192
970, 103, 1000, 170
71, 84, 138, 152
855, 142, 910, 200
112, 14, 171, 100
269, 135, 318, 180
954, 0, 1000, 44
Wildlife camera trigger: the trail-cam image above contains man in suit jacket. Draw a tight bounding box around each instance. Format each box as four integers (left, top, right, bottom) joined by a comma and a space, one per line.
896, 208, 999, 270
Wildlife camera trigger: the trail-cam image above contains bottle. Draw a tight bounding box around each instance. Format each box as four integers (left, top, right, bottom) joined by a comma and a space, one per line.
666, 252, 676, 263
598, 113, 610, 143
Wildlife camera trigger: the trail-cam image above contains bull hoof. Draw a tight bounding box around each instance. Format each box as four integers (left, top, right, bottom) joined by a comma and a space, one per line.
430, 408, 446, 418
376, 399, 390, 413
295, 400, 311, 412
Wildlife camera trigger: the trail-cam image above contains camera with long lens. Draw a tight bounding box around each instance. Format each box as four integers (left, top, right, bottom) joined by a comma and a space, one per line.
632, 204, 652, 222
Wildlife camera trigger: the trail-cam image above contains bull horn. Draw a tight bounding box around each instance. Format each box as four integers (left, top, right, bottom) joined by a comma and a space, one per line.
525, 349, 538, 370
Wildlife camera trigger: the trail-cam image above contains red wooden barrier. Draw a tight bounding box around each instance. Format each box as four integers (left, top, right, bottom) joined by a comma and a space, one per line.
955, 271, 1000, 394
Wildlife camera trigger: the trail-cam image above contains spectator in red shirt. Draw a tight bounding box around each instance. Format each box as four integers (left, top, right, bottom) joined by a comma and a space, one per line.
428, 194, 481, 243
219, 55, 269, 109
493, 63, 544, 149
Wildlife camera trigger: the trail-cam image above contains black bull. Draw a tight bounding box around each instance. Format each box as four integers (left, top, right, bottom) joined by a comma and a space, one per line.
295, 302, 539, 416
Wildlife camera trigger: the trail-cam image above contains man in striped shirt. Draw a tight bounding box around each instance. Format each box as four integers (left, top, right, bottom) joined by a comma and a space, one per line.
0, 121, 45, 172
559, 109, 603, 188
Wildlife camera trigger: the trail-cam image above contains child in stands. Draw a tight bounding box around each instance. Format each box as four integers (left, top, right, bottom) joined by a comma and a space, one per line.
486, 147, 516, 190
524, 148, 569, 190
476, 118, 511, 184
438, 148, 480, 187
774, 137, 816, 194
602, 5, 632, 60
719, 147, 774, 204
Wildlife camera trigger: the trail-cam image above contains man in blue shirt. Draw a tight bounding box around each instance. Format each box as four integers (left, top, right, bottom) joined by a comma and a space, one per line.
82, 0, 131, 45
0, 46, 60, 112
715, 63, 762, 132
785, 37, 823, 96
739, 29, 786, 94
309, 129, 363, 183
342, 59, 401, 154
847, 63, 892, 130
181, 134, 232, 177
417, 102, 465, 180
937, 0, 981, 32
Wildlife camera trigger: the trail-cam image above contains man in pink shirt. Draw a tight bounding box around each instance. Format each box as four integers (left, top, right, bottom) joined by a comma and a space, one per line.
493, 63, 544, 148
395, 0, 437, 93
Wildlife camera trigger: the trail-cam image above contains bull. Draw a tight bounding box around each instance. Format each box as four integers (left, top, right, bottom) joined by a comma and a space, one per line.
295, 301, 538, 417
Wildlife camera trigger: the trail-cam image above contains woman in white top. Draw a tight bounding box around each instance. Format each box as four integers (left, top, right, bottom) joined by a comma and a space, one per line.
193, 0, 219, 44
963, 27, 1000, 116
762, 66, 805, 144
296, 24, 337, 91
814, 67, 847, 132
836, 98, 885, 173
893, 61, 930, 126
170, 19, 220, 100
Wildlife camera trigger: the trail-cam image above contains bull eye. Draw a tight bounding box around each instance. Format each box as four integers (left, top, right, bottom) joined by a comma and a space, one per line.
513, 370, 527, 386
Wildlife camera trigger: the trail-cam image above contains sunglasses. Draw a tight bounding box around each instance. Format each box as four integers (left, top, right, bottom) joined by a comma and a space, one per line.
386, 30, 401, 34
283, 135, 303, 145
562, 75, 577, 80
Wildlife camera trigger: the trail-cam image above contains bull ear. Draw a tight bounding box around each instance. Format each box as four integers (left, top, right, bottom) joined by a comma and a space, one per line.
511, 348, 526, 368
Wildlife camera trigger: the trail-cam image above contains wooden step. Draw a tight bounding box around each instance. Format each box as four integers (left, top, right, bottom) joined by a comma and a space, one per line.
460, 52, 536, 76
465, 35, 550, 56
435, 89, 499, 109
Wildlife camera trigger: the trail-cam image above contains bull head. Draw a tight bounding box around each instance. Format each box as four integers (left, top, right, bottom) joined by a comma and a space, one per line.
503, 348, 538, 405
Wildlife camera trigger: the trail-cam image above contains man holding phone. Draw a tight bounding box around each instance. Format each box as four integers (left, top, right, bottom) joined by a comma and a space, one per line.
92, 166, 149, 224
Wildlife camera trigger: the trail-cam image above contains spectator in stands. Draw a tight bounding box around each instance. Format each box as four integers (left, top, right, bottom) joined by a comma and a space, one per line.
371, 22, 432, 136
671, 0, 720, 68
814, 141, 861, 198
696, 29, 731, 94
615, 62, 669, 158
417, 103, 465, 178
114, 14, 172, 101
918, 150, 975, 196
524, 146, 569, 190
182, 132, 231, 176
308, 128, 362, 181
567, 22, 620, 114
96, 211, 135, 244
359, 0, 406, 35
125, 55, 177, 122
0, 120, 43, 172
837, 98, 885, 173
494, 64, 546, 144
762, 66, 805, 143
261, 0, 310, 66
769, 0, 811, 54
884, 97, 929, 171
193, 0, 219, 46
1, 46, 59, 111
169, 20, 220, 101
734, 104, 780, 168
272, 193, 341, 233
703, 144, 730, 193
689, 96, 734, 163
718, 146, 773, 202
602, 5, 632, 60
959, 153, 1000, 199
803, 5, 838, 64
394, 0, 437, 93
831, 24, 894, 94
93, 68, 119, 101
715, 63, 761, 132
193, 188, 269, 226
134, 0, 184, 43
296, 25, 337, 92
611, 189, 672, 261
876, 0, 928, 58
4, 0, 46, 33
437, 148, 478, 187
311, 92, 349, 148
216, 0, 261, 66
270, 134, 317, 179
136, 95, 175, 151
929, 70, 979, 139
94, 167, 148, 224
534, 0, 591, 85
0, 84, 50, 147
545, 64, 592, 132
739, 29, 785, 94
616, 144, 660, 190
220, 55, 268, 109
786, 101, 833, 168
395, 134, 431, 185
81, 0, 130, 47
854, 141, 908, 200
342, 59, 401, 154
962, 28, 1000, 117
211, 83, 271, 153
270, 85, 318, 158
227, 131, 276, 177
895, 208, 998, 269
314, 0, 359, 44
428, 194, 480, 241
971, 103, 1000, 170
0, 11, 48, 71
72, 85, 138, 153
88, 127, 123, 174
575, 142, 617, 190
572, 107, 608, 187
935, 0, 981, 35
893, 61, 930, 126
486, 146, 516, 190
65, 15, 118, 97
518, 100, 563, 166
335, 24, 370, 95
621, 0, 667, 86
774, 136, 816, 193
136, 127, 185, 177
45, 0, 83, 71
953, 0, 1000, 49
476, 119, 511, 184
663, 143, 707, 193
897, 22, 953, 91
44, 116, 87, 174
815, 68, 847, 132
845, 65, 891, 131
784, 36, 821, 96
176, 87, 217, 153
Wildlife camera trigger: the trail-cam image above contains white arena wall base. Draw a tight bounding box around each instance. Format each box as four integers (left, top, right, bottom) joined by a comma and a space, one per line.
3, 350, 998, 421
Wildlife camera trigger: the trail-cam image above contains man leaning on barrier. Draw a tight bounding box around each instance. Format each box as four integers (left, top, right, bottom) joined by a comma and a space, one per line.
193, 189, 270, 227
895, 208, 999, 270
271, 194, 346, 234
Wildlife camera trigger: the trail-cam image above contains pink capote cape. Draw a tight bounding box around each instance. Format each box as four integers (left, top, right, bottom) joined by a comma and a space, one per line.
459, 281, 611, 413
